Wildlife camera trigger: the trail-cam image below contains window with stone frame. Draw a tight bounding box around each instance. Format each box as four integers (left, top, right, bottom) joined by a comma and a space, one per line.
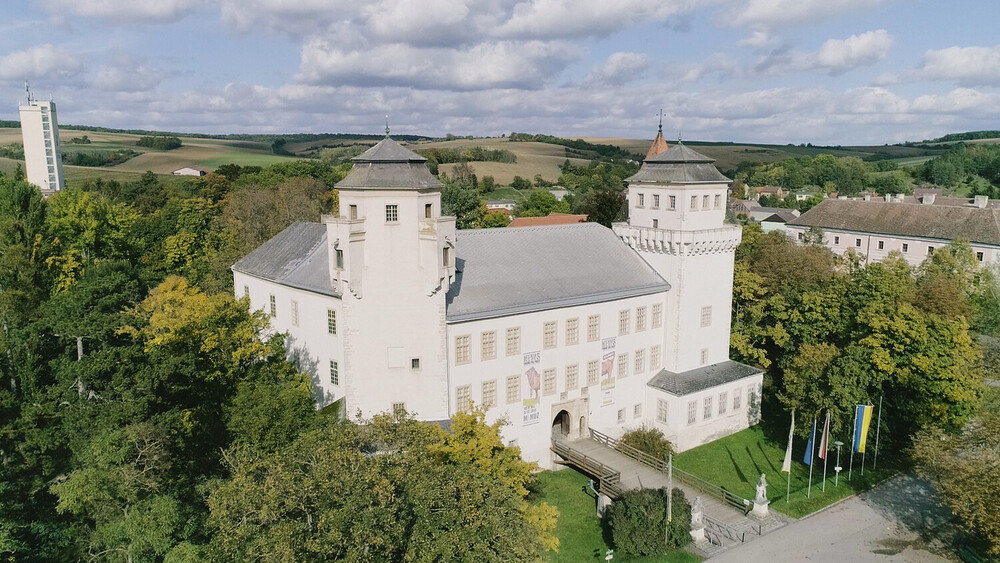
701, 348, 709, 365
456, 385, 471, 412
455, 335, 471, 365
290, 300, 299, 327
618, 309, 630, 335
700, 305, 712, 327
588, 315, 600, 341
650, 345, 662, 370
719, 391, 728, 415
703, 396, 713, 420
481, 331, 496, 360
481, 380, 497, 410
565, 364, 579, 391
687, 401, 696, 424
327, 309, 337, 334
715, 194, 722, 208
633, 403, 642, 419
385, 204, 398, 222
617, 352, 628, 378
566, 318, 579, 345
329, 360, 339, 385
269, 294, 276, 318
543, 321, 557, 349
617, 409, 625, 423
733, 387, 742, 410
690, 195, 698, 209
669, 195, 676, 210
636, 306, 647, 331
506, 375, 520, 404
652, 303, 663, 328
657, 399, 668, 423
587, 360, 599, 386
653, 194, 660, 208
634, 348, 645, 374
637, 193, 645, 207
506, 327, 521, 356
703, 194, 710, 208
543, 369, 557, 396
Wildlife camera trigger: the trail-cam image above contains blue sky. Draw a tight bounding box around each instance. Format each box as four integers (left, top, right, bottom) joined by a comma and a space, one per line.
1, 0, 998, 144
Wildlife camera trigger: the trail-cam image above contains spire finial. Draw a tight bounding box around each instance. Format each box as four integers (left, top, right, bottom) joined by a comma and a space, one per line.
385, 115, 390, 137
657, 108, 663, 134
678, 130, 682, 143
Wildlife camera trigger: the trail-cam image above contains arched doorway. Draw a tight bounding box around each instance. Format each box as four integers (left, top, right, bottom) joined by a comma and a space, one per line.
552, 410, 570, 436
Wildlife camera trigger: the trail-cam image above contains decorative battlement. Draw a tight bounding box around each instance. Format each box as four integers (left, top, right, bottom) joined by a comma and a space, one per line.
612, 223, 742, 256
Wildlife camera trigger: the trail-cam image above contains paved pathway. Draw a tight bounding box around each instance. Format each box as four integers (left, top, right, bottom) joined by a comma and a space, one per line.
708, 474, 955, 562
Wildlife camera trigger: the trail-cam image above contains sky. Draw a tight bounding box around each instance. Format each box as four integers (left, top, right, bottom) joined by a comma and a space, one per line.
1, 0, 998, 145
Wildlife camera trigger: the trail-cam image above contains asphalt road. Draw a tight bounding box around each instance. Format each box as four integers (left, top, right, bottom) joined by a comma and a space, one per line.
709, 474, 955, 562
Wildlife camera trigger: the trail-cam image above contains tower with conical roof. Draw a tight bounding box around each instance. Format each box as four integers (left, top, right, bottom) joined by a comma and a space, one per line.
644, 112, 669, 162
325, 134, 456, 419
613, 137, 742, 375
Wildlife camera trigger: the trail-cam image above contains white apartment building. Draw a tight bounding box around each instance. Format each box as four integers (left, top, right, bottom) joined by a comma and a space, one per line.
233, 133, 762, 468
18, 87, 64, 193
786, 198, 1000, 266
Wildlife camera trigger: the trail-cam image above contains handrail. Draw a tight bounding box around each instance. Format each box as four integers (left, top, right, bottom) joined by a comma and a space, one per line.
590, 428, 670, 472
704, 515, 744, 543
551, 438, 623, 498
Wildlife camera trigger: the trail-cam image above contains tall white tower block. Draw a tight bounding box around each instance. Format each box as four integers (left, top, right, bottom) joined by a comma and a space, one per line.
18, 86, 65, 193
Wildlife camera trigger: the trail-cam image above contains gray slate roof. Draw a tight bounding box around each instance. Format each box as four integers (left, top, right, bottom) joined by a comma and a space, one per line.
336, 136, 442, 191
647, 360, 761, 396
788, 199, 1000, 246
231, 222, 338, 297
446, 223, 669, 322
627, 143, 731, 184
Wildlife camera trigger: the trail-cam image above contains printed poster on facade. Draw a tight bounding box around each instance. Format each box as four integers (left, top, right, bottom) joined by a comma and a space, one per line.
522, 351, 541, 426
601, 337, 616, 406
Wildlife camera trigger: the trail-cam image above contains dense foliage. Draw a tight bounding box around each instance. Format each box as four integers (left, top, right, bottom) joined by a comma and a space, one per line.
733, 154, 910, 196
136, 136, 182, 150
417, 146, 517, 165
62, 149, 140, 167
619, 426, 674, 460
918, 143, 1000, 192
604, 488, 691, 556
0, 143, 25, 159
509, 133, 641, 161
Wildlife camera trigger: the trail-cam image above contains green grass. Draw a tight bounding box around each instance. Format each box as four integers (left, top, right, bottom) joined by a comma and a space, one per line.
196, 151, 299, 168
674, 426, 894, 519
533, 470, 700, 563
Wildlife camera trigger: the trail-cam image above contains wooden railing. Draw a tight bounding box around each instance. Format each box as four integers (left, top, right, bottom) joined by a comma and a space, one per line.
589, 428, 752, 514
551, 438, 623, 499
704, 515, 744, 543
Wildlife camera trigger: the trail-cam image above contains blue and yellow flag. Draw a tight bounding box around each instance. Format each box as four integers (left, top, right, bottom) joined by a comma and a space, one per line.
853, 404, 873, 453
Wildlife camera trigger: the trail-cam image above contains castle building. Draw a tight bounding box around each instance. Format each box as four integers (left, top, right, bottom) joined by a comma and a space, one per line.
18, 85, 65, 193
233, 132, 763, 468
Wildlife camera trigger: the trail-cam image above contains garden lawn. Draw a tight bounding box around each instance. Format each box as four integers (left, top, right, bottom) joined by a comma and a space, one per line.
533, 469, 700, 563
673, 426, 895, 519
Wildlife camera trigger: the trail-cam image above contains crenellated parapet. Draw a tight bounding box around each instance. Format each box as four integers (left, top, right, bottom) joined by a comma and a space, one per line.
612, 223, 742, 256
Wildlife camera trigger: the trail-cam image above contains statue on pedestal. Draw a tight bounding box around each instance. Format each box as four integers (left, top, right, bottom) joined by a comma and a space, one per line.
751, 473, 770, 519
690, 496, 706, 543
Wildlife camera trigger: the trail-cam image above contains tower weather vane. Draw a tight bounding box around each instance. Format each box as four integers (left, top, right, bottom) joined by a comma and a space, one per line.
657, 108, 663, 134
385, 115, 390, 136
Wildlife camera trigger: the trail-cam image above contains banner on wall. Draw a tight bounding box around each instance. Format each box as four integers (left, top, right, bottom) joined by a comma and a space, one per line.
601, 337, 616, 406
522, 351, 541, 426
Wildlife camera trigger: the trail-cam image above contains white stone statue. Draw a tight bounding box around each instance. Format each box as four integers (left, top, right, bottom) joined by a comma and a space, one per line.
755, 473, 767, 503
691, 496, 704, 529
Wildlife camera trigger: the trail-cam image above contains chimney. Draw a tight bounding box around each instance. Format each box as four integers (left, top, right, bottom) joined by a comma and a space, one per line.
922, 193, 936, 205
895, 193, 905, 203
863, 194, 871, 201
974, 195, 988, 208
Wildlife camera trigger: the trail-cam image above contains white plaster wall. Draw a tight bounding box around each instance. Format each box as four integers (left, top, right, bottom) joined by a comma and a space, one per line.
787, 226, 1000, 267
646, 375, 764, 453
629, 183, 728, 232
19, 101, 64, 192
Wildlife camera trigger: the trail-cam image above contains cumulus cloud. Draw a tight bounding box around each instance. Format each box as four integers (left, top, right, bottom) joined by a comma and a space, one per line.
38, 0, 202, 23
93, 54, 164, 92
727, 0, 896, 30
583, 53, 648, 85
738, 30, 775, 48
0, 44, 84, 81
755, 30, 892, 76
497, 0, 698, 39
914, 45, 1000, 86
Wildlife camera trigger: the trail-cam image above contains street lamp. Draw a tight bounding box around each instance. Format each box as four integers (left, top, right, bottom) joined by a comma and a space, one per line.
834, 441, 843, 487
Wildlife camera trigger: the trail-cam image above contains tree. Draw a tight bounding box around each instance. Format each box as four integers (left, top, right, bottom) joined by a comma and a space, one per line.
478, 209, 510, 228
605, 488, 690, 556
513, 190, 569, 218
440, 173, 483, 229
480, 175, 496, 193
510, 176, 531, 190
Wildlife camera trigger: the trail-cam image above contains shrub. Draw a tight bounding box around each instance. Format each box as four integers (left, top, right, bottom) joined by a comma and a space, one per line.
604, 488, 691, 556
137, 135, 182, 150
619, 425, 674, 461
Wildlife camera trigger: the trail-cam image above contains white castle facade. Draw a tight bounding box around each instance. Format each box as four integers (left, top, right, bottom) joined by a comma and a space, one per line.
18, 87, 64, 193
233, 132, 762, 468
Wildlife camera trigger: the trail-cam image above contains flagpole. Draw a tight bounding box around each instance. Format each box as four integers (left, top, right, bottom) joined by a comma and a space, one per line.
873, 396, 883, 471
821, 411, 829, 492
849, 406, 857, 481
807, 416, 816, 498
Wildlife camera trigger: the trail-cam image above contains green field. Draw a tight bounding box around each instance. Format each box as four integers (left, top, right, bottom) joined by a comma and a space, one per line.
674, 426, 894, 519
533, 469, 700, 563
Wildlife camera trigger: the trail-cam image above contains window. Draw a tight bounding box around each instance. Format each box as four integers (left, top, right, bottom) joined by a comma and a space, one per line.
701, 348, 709, 365
617, 353, 628, 378
798, 232, 804, 241
456, 385, 471, 412
443, 247, 451, 267
506, 328, 521, 356
618, 310, 630, 335
734, 388, 742, 410
977, 251, 984, 262
411, 358, 420, 369
634, 349, 645, 374
690, 195, 698, 209
349, 204, 358, 220
587, 360, 599, 386
565, 364, 579, 390
855, 238, 862, 247
392, 402, 406, 416
748, 387, 757, 410
506, 375, 520, 404
687, 401, 697, 425
653, 194, 660, 208
587, 315, 600, 341
543, 321, 557, 349
669, 195, 676, 209
652, 218, 658, 228
715, 194, 722, 208
656, 399, 669, 423
269, 294, 276, 318
482, 380, 497, 409
902, 243, 909, 252
719, 392, 728, 415
700, 306, 712, 327
290, 300, 299, 327
927, 246, 934, 255
634, 403, 643, 419
834, 236, 840, 245
636, 306, 647, 332
329, 360, 339, 385
650, 345, 661, 369
652, 303, 663, 328
703, 396, 713, 420
455, 335, 471, 365
425, 203, 432, 218
703, 195, 710, 208
637, 193, 645, 207
566, 318, 579, 345
543, 369, 556, 396
385, 204, 398, 222
617, 409, 626, 423
327, 309, 337, 335
243, 285, 249, 298
877, 240, 884, 250
481, 331, 496, 360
